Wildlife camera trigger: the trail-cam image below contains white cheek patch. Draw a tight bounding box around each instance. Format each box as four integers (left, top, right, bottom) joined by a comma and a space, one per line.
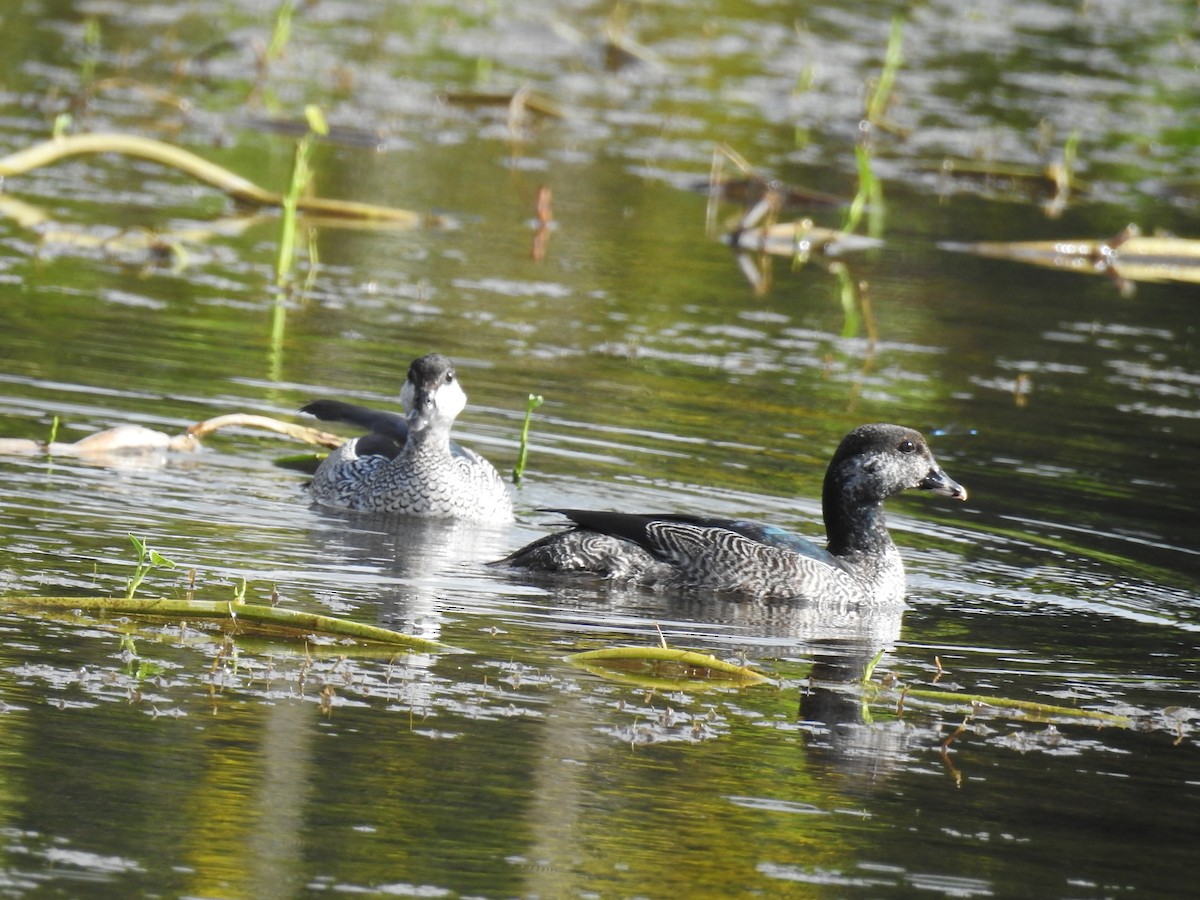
440, 380, 468, 420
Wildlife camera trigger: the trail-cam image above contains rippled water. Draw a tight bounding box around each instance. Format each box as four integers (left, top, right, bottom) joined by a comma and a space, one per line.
0, 0, 1198, 896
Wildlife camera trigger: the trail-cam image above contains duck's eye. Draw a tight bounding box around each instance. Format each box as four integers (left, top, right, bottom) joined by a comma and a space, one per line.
445, 371, 455, 383
898, 439, 915, 453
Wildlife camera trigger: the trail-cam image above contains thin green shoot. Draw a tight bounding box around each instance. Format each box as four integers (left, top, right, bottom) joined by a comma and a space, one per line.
866, 14, 904, 126
513, 393, 544, 484
1043, 128, 1082, 217
134, 658, 165, 681
1062, 129, 1080, 177
274, 142, 308, 287
275, 104, 328, 287
119, 633, 138, 674
272, 106, 327, 380
303, 223, 320, 293
830, 261, 861, 339
266, 1, 295, 64
268, 295, 287, 383
861, 647, 886, 684
841, 144, 883, 236
118, 633, 164, 681
46, 415, 60, 446
81, 17, 101, 89
124, 534, 178, 600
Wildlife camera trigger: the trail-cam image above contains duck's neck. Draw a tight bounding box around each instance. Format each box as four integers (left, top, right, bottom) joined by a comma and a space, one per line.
823, 489, 895, 558
404, 426, 451, 457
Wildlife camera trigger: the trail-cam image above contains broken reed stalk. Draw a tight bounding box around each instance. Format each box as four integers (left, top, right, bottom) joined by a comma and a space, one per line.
0, 133, 421, 225
859, 649, 1130, 727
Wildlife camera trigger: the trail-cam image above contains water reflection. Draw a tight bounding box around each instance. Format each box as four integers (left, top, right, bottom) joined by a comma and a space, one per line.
0, 0, 1198, 893
304, 508, 514, 637
662, 592, 916, 792
0, 424, 199, 471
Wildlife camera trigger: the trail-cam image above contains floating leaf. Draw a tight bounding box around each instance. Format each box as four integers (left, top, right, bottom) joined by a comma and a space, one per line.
567, 646, 770, 689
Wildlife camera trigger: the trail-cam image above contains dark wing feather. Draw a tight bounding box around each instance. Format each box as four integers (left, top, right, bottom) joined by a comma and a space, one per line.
352, 431, 404, 460
301, 400, 410, 442
543, 509, 833, 565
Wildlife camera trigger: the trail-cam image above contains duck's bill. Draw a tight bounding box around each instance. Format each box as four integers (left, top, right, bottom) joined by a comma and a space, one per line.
406, 390, 436, 432
921, 468, 968, 501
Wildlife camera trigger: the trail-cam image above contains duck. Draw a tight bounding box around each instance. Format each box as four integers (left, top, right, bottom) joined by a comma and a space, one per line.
494, 423, 966, 602
302, 353, 514, 524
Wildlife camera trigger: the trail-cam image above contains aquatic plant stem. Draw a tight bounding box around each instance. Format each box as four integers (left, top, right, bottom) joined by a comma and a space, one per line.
513, 393, 544, 484
276, 106, 328, 286
266, 0, 295, 64
275, 137, 309, 286
6, 595, 457, 652
858, 656, 1131, 727
866, 15, 905, 126
124, 534, 177, 600
842, 145, 884, 236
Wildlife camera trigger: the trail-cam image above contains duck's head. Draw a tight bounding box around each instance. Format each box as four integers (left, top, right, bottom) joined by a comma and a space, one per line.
825, 423, 968, 508
400, 353, 468, 433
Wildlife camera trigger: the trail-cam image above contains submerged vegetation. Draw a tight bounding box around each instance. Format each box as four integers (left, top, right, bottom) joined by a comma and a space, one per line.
0, 533, 1176, 743
5, 535, 458, 652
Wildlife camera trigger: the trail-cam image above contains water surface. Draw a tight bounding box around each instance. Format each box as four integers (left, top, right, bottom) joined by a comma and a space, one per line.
0, 0, 1197, 896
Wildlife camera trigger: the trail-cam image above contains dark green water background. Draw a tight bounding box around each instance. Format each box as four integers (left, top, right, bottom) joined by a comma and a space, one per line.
0, 0, 1197, 896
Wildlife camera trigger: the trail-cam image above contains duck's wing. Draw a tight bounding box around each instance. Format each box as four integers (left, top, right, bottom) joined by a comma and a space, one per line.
712, 520, 837, 564
350, 431, 404, 460
545, 509, 836, 565
301, 400, 410, 442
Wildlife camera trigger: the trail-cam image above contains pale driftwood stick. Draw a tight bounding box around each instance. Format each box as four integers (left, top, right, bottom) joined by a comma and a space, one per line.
187, 414, 344, 448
